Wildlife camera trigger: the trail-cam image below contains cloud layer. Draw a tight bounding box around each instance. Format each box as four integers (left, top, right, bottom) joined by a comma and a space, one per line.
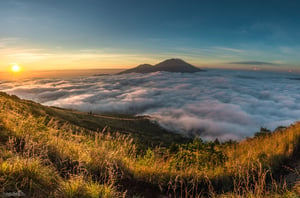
229, 61, 278, 66
1, 69, 300, 140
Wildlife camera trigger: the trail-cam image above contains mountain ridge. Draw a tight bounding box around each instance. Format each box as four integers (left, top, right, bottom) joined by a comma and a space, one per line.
119, 58, 203, 74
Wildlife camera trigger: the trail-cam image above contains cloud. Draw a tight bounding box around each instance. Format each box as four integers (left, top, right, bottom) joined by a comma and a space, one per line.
213, 47, 245, 53
229, 61, 278, 66
1, 69, 300, 141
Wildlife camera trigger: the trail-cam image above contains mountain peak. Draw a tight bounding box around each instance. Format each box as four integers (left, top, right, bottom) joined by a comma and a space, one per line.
119, 58, 203, 74
159, 58, 187, 64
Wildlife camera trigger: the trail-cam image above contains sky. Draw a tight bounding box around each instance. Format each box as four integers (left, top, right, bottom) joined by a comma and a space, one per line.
0, 0, 300, 72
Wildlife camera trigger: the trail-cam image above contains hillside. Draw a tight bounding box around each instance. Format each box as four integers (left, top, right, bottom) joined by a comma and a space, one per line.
119, 58, 203, 74
0, 92, 300, 197
0, 92, 188, 148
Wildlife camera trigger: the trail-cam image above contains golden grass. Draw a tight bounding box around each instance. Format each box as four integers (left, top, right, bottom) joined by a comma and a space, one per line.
0, 156, 60, 196
0, 92, 300, 197
57, 175, 119, 198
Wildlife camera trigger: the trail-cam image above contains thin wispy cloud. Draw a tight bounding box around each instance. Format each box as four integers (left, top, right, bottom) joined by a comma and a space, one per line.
213, 47, 245, 53
229, 61, 278, 66
0, 37, 21, 48
0, 47, 166, 70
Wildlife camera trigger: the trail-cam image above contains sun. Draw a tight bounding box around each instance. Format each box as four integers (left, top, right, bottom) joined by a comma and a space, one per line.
11, 65, 21, 73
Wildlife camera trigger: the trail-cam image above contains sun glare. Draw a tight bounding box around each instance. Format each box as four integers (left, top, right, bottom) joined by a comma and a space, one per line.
11, 65, 21, 73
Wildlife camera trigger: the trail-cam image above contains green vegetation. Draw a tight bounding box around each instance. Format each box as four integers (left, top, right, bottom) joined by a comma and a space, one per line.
0, 92, 300, 197
1, 92, 189, 148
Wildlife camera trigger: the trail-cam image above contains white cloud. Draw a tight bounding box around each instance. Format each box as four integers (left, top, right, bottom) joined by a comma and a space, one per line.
2, 69, 300, 141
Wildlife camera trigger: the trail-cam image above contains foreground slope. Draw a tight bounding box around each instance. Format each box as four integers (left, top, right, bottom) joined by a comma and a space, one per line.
0, 92, 188, 147
0, 92, 300, 197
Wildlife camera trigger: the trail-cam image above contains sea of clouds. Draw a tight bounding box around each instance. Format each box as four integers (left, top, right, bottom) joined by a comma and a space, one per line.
1, 69, 300, 140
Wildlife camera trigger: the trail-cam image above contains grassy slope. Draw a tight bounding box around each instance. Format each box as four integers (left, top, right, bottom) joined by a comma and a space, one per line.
2, 92, 190, 147
0, 92, 300, 197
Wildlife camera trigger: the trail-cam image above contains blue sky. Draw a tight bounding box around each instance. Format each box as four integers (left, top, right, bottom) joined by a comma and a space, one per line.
0, 0, 300, 71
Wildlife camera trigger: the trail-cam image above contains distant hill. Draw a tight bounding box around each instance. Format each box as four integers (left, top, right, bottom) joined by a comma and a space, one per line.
119, 58, 203, 74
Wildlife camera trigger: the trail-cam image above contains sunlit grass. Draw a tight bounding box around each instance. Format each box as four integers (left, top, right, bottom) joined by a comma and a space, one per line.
0, 92, 300, 197
58, 175, 119, 198
0, 157, 60, 196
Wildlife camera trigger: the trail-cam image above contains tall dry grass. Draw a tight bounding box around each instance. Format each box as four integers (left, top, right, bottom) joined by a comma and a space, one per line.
0, 93, 300, 197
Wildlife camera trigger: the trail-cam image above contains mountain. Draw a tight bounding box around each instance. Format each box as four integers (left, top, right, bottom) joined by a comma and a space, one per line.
119, 58, 203, 74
